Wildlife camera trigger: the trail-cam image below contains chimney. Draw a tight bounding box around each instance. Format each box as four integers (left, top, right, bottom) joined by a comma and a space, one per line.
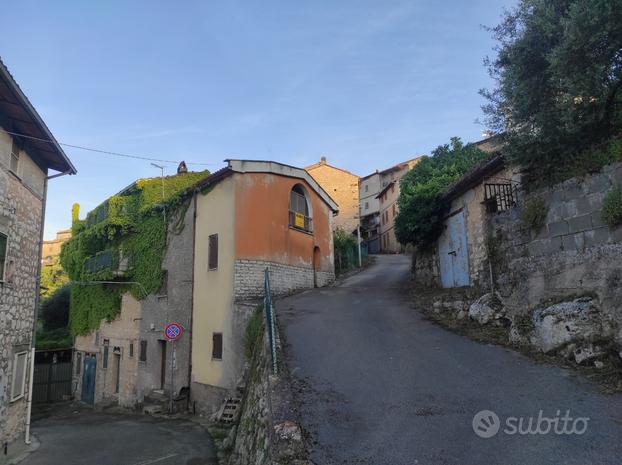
320, 156, 327, 164
177, 161, 188, 174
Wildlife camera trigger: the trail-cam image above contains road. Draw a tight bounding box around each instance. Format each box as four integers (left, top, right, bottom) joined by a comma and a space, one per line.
21, 404, 216, 465
278, 254, 622, 465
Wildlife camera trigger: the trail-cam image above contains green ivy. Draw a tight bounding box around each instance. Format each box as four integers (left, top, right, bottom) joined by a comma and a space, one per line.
61, 171, 209, 335
520, 197, 548, 232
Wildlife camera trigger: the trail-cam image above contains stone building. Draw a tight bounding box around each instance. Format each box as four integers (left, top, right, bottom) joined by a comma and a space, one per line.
0, 59, 76, 443
71, 159, 337, 414
305, 156, 359, 233
360, 158, 421, 253
41, 228, 71, 266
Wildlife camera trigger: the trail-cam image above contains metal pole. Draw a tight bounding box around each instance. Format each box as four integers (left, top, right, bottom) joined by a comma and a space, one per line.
169, 340, 175, 413
357, 225, 362, 267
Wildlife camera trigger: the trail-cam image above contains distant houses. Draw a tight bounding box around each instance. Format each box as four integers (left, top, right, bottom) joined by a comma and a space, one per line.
68, 159, 338, 413
0, 59, 76, 443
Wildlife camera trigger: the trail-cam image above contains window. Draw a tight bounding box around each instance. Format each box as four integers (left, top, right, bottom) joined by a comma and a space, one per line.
391, 184, 395, 194
208, 234, 218, 270
139, 340, 147, 362
365, 202, 369, 210
0, 232, 7, 281
11, 351, 27, 401
129, 343, 134, 358
76, 352, 82, 375
392, 204, 396, 217
365, 185, 369, 192
289, 184, 312, 232
10, 139, 20, 174
212, 333, 223, 360
103, 339, 109, 369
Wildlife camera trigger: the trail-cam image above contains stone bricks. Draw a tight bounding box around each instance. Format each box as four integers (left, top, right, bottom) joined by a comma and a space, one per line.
547, 221, 569, 237
568, 214, 593, 233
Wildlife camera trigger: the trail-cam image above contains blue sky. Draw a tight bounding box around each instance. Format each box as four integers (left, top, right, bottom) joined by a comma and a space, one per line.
2, 0, 515, 239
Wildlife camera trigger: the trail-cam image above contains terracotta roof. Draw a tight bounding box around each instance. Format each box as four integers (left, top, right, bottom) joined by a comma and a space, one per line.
305, 159, 359, 178
0, 57, 76, 174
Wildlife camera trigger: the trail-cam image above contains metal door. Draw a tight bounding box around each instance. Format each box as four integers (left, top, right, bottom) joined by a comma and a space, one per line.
81, 354, 96, 404
438, 211, 470, 288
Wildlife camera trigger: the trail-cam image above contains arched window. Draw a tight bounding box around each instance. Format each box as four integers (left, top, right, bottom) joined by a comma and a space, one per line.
289, 184, 313, 232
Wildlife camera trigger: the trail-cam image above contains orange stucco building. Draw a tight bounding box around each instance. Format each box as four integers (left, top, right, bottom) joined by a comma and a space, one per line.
190, 160, 338, 410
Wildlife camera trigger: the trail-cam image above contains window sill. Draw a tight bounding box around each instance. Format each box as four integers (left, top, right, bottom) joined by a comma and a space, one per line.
212, 357, 222, 362
288, 226, 313, 236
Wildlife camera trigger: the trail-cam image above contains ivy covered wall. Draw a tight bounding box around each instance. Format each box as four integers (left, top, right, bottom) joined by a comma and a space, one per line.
61, 170, 209, 335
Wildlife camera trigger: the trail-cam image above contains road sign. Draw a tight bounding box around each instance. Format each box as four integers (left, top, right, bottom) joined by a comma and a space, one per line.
165, 322, 182, 341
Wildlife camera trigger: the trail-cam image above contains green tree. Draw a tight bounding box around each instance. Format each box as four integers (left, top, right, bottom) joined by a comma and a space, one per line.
40, 284, 71, 331
395, 137, 488, 247
481, 0, 622, 184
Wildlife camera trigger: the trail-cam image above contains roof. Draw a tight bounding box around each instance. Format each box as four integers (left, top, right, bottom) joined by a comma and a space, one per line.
305, 157, 359, 178
375, 180, 396, 199
0, 57, 76, 174
442, 154, 505, 202
194, 160, 339, 212
361, 156, 423, 180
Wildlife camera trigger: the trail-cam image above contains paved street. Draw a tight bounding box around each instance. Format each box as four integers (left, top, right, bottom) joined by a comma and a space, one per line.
21, 405, 216, 465
278, 254, 622, 465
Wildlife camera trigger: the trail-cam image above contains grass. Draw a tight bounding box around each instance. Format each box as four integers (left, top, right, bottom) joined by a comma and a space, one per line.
244, 305, 265, 360
602, 185, 622, 227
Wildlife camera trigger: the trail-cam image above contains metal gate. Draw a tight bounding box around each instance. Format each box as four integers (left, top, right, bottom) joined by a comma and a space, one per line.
82, 354, 97, 404
438, 210, 470, 288
33, 362, 73, 403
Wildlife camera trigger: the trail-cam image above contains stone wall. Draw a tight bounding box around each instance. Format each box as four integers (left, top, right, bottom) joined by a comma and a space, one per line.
234, 259, 334, 301
0, 135, 45, 442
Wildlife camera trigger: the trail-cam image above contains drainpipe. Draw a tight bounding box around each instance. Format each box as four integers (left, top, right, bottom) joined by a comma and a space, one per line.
25, 169, 73, 445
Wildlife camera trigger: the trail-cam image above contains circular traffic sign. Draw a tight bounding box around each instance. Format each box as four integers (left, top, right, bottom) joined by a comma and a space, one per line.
165, 322, 182, 341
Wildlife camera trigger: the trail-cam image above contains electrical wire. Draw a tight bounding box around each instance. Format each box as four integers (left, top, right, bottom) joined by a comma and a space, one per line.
5, 130, 221, 166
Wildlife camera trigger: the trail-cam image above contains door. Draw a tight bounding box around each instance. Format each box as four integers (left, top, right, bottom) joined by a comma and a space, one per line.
438, 211, 470, 288
159, 340, 167, 390
81, 354, 96, 404
313, 246, 320, 287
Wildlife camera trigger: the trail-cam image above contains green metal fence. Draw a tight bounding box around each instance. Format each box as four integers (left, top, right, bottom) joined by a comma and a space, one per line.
335, 241, 368, 276
263, 268, 278, 374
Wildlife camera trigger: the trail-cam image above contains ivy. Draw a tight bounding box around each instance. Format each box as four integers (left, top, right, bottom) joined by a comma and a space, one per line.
61, 171, 209, 335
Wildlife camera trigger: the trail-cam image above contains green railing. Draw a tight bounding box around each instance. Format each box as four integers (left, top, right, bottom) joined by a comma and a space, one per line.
263, 268, 278, 374
335, 241, 368, 276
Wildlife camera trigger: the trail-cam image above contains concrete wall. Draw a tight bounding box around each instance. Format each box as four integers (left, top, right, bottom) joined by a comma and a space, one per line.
0, 128, 46, 442
306, 160, 360, 233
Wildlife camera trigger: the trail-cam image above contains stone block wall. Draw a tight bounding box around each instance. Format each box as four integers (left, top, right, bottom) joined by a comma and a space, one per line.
234, 259, 334, 301
0, 161, 44, 442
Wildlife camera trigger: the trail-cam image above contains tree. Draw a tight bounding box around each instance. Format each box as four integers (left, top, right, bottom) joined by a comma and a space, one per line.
40, 284, 70, 331
395, 137, 489, 247
481, 0, 622, 183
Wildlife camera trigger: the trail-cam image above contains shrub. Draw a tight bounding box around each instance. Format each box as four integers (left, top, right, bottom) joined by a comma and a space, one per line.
40, 284, 71, 331
602, 186, 622, 227
244, 305, 264, 359
520, 197, 548, 232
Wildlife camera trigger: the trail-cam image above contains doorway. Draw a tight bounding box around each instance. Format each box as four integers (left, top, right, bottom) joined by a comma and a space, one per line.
313, 246, 321, 287
159, 340, 167, 390
81, 354, 96, 404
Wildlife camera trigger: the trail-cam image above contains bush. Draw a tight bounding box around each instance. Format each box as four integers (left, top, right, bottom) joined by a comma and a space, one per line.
602, 186, 622, 227
333, 228, 358, 275
520, 197, 548, 232
36, 327, 72, 349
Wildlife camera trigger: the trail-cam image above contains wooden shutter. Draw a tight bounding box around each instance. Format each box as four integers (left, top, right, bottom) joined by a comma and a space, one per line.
212, 333, 223, 360
208, 234, 218, 270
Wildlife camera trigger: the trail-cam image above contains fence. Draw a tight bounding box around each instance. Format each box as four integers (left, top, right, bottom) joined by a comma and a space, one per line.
33, 349, 73, 403
335, 241, 368, 276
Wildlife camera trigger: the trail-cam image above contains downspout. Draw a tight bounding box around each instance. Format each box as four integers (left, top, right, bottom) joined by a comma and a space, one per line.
25, 169, 73, 445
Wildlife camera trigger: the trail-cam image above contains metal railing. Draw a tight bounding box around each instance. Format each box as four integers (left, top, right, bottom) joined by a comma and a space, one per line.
484, 183, 516, 213
288, 210, 313, 233
263, 268, 278, 374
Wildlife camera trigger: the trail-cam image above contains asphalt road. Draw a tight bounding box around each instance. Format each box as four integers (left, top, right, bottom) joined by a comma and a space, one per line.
21, 405, 216, 465
278, 254, 622, 465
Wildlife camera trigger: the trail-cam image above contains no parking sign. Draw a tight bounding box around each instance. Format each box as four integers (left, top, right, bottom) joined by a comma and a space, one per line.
165, 322, 182, 341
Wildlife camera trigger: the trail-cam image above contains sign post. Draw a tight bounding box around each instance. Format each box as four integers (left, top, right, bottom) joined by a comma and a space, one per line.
164, 323, 182, 412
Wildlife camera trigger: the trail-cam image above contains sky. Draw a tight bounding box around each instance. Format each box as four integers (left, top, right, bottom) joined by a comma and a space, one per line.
2, 0, 516, 239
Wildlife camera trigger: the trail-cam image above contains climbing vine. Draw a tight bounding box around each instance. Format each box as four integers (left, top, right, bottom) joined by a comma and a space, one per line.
61, 170, 209, 335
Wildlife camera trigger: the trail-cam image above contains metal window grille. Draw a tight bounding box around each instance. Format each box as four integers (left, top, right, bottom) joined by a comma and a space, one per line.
484, 183, 516, 213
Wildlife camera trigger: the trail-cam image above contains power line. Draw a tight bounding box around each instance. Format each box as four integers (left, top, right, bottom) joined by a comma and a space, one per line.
5, 130, 220, 166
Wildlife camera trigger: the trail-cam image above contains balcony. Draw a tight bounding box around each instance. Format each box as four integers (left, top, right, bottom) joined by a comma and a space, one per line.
83, 249, 128, 277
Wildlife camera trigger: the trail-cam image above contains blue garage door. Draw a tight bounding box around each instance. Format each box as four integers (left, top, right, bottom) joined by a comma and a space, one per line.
438, 211, 470, 288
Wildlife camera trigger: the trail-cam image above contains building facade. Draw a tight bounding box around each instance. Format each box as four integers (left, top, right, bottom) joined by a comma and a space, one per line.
305, 157, 359, 233
0, 59, 76, 443
359, 158, 421, 253
41, 229, 71, 266
191, 160, 337, 412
